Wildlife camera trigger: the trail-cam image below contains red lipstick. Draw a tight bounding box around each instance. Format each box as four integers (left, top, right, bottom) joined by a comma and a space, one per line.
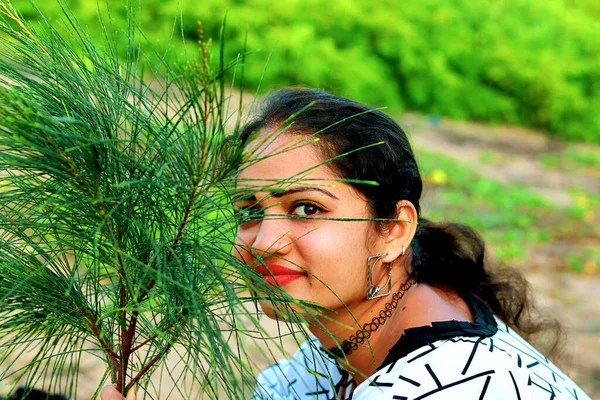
254, 264, 305, 286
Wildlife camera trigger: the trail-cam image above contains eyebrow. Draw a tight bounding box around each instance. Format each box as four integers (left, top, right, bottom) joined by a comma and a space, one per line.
271, 186, 339, 200
235, 186, 339, 202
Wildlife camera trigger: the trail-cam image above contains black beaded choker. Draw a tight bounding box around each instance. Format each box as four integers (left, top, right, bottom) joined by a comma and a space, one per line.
328, 277, 417, 359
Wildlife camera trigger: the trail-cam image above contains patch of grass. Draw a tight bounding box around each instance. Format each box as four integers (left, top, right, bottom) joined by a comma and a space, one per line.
585, 319, 600, 334
565, 146, 600, 171
565, 248, 599, 274
416, 147, 599, 269
567, 188, 600, 223
537, 145, 600, 173
538, 153, 561, 169
566, 253, 586, 273
479, 150, 500, 165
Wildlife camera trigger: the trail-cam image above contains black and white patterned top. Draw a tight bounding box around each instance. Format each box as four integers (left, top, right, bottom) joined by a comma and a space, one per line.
252, 296, 591, 399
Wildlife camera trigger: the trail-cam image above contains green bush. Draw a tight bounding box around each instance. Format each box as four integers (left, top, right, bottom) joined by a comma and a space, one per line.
5, 0, 600, 142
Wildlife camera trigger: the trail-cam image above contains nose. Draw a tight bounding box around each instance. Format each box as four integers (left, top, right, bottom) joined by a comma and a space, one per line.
236, 218, 293, 263
251, 218, 293, 258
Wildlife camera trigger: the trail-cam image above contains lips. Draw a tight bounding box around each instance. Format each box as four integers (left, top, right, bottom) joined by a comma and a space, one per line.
254, 264, 305, 286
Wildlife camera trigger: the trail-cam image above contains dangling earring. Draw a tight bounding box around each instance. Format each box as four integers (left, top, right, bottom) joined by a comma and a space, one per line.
366, 253, 392, 300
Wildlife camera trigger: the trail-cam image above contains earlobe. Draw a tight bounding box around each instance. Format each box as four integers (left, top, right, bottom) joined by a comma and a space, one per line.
382, 200, 418, 262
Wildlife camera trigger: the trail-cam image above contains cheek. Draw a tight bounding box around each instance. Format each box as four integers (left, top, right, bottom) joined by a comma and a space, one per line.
300, 223, 368, 269
232, 229, 254, 263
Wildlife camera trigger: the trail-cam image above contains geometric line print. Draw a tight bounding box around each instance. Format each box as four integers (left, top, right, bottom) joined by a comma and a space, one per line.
286, 378, 298, 391
532, 371, 564, 393
384, 360, 399, 374
411, 369, 496, 400
304, 388, 328, 396
425, 364, 442, 388
505, 326, 549, 364
450, 336, 516, 360
479, 375, 491, 400
509, 371, 522, 400
502, 329, 549, 366
408, 344, 437, 363
398, 374, 421, 387
462, 337, 484, 375
369, 373, 395, 388
304, 375, 328, 396
498, 338, 560, 374
253, 312, 592, 400
450, 337, 482, 345
496, 337, 561, 377
566, 386, 581, 400
529, 378, 557, 398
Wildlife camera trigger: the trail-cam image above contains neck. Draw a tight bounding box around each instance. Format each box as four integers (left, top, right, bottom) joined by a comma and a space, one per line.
308, 281, 474, 385
308, 277, 417, 384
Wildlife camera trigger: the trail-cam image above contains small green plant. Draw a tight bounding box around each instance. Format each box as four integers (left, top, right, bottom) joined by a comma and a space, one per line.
567, 188, 599, 222
564, 246, 599, 274
538, 145, 600, 172
538, 153, 561, 169
566, 253, 586, 273
479, 150, 500, 165
564, 146, 600, 171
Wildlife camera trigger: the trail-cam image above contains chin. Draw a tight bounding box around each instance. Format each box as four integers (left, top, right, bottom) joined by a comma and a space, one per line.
257, 300, 297, 321
256, 296, 329, 326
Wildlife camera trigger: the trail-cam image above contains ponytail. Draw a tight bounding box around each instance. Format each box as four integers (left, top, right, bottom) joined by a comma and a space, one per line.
411, 218, 487, 296
411, 218, 564, 359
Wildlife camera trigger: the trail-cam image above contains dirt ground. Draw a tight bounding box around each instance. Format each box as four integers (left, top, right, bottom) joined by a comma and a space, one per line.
1, 113, 598, 399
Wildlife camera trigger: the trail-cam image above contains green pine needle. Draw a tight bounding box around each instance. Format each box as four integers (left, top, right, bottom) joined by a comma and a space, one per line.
0, 1, 321, 398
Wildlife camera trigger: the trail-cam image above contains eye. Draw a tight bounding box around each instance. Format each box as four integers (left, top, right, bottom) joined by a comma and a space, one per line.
291, 203, 322, 217
234, 205, 263, 223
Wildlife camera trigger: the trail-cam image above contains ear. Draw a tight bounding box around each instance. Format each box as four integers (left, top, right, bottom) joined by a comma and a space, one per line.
381, 200, 418, 263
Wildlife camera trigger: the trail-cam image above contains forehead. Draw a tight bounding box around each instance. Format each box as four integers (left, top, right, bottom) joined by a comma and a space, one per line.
237, 133, 338, 187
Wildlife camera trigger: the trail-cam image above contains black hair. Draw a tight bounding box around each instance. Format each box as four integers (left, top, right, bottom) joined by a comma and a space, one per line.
239, 87, 563, 358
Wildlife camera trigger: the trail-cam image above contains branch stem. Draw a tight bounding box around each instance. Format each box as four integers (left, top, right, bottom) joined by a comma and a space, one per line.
124, 320, 185, 394
130, 321, 175, 353
73, 305, 120, 379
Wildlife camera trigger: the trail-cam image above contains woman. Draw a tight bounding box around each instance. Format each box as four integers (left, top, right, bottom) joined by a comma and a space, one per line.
231, 88, 591, 400
102, 88, 591, 399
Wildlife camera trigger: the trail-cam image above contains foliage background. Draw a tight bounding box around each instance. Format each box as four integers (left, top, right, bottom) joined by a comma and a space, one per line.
8, 0, 600, 143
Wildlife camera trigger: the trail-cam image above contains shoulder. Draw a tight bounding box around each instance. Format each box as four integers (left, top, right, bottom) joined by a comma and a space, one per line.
252, 337, 343, 400
352, 318, 591, 400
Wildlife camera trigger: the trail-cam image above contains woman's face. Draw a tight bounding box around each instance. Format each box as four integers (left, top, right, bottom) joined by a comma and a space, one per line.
233, 133, 389, 317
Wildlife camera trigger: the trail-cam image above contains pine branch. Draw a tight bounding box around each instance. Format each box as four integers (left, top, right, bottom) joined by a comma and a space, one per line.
0, 1, 329, 398
0, 0, 263, 396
